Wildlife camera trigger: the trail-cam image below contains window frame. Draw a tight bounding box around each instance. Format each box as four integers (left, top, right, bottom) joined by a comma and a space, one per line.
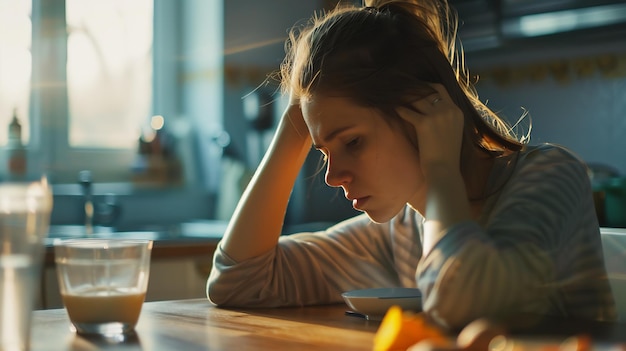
29, 0, 163, 184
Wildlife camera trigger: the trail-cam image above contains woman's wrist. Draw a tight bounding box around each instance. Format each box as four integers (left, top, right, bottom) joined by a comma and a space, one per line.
281, 103, 310, 144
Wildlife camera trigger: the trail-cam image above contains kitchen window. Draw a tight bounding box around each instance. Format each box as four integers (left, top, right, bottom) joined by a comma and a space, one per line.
66, 0, 153, 149
0, 0, 160, 184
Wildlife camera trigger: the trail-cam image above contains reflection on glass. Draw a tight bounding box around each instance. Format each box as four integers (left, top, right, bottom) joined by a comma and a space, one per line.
66, 0, 153, 148
0, 0, 31, 146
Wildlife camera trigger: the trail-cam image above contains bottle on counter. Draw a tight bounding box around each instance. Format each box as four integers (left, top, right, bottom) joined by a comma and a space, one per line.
6, 108, 26, 180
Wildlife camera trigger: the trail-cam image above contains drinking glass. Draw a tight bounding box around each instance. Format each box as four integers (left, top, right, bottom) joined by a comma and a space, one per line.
0, 178, 53, 351
54, 239, 153, 337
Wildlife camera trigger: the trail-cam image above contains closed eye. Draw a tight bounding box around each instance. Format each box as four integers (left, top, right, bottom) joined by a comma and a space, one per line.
346, 137, 360, 147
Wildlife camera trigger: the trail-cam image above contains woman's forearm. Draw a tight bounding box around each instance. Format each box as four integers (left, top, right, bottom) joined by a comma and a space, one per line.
220, 105, 312, 262
422, 165, 472, 255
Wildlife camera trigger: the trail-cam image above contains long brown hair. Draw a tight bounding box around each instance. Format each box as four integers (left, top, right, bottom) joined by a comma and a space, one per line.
280, 0, 526, 154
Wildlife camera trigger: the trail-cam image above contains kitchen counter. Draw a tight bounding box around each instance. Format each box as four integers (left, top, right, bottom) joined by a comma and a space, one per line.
42, 220, 336, 264
43, 220, 228, 265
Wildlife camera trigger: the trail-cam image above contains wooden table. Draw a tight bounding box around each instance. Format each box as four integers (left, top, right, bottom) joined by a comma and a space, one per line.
30, 299, 626, 351
31, 299, 378, 351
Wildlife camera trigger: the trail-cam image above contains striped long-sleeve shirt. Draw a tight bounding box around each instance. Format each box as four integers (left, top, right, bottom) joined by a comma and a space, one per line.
206, 143, 616, 328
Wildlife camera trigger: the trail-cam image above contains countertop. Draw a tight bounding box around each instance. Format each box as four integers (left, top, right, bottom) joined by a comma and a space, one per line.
43, 220, 228, 264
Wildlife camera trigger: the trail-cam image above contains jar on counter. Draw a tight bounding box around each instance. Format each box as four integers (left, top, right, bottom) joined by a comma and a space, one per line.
6, 109, 26, 180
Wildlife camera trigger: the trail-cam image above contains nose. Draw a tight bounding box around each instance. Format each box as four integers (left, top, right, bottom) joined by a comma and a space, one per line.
324, 155, 352, 188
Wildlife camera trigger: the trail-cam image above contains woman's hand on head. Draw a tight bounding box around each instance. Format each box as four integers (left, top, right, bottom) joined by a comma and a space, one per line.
396, 83, 464, 179
283, 95, 310, 142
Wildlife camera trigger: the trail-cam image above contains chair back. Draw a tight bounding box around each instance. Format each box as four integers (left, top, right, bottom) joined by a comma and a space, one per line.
601, 227, 626, 322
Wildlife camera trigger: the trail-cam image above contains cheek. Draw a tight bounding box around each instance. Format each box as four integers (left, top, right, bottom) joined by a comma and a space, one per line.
376, 135, 421, 180
395, 137, 423, 181
369, 119, 422, 184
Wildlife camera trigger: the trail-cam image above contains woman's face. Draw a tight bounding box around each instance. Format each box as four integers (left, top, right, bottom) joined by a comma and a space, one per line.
302, 95, 426, 222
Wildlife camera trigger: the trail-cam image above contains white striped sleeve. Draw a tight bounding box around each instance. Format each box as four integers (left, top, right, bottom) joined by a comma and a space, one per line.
417, 144, 616, 328
207, 213, 403, 307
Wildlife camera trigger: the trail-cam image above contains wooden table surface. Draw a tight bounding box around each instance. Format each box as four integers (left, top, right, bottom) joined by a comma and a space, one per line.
31, 298, 626, 351
31, 299, 379, 351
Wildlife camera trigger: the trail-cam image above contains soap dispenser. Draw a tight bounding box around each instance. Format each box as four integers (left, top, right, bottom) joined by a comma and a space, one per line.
6, 109, 26, 180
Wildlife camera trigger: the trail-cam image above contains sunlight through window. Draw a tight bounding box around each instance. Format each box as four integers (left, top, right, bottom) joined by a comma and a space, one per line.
66, 0, 153, 148
0, 0, 31, 145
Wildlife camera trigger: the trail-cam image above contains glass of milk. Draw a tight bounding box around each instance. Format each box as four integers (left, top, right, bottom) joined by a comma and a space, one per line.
54, 239, 152, 338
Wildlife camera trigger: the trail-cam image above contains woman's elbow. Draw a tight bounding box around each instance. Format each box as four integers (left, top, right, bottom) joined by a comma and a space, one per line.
206, 274, 235, 307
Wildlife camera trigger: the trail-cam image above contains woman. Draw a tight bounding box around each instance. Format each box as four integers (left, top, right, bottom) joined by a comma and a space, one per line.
207, 0, 616, 328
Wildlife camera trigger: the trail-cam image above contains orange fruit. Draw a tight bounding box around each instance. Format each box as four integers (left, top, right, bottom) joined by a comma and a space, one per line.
373, 305, 449, 351
456, 318, 507, 351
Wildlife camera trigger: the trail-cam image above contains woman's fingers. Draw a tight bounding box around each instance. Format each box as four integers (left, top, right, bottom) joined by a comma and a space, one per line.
396, 84, 461, 131
396, 83, 465, 177
407, 84, 452, 115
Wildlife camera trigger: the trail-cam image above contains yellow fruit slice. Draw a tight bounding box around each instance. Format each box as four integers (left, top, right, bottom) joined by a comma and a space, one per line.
373, 305, 448, 351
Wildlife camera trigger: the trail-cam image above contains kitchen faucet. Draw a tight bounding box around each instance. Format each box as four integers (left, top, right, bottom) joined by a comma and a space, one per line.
78, 170, 94, 234
78, 170, 121, 234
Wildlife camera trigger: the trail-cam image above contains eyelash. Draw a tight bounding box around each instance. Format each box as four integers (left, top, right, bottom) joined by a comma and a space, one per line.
317, 148, 328, 162
317, 137, 360, 162
346, 137, 359, 147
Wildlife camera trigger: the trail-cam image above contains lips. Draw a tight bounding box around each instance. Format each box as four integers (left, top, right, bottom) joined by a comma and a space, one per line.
345, 191, 370, 210
352, 196, 370, 210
